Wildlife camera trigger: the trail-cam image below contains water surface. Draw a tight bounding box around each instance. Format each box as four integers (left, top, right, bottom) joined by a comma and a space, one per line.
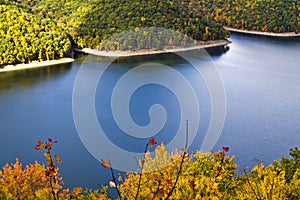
0, 34, 299, 190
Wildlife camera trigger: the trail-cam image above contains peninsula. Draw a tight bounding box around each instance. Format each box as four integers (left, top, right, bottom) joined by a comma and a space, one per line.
0, 0, 299, 69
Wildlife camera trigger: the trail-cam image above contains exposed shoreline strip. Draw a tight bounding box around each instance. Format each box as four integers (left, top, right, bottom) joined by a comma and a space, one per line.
75, 39, 231, 57
0, 58, 74, 73
224, 26, 300, 37
0, 40, 228, 73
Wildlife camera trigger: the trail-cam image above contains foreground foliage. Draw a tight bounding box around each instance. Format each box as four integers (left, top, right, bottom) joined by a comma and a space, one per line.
0, 141, 299, 199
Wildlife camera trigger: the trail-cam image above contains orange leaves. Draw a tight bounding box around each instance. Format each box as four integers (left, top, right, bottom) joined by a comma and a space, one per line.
45, 143, 52, 151
55, 155, 62, 164
71, 186, 82, 197
92, 195, 107, 200
0, 158, 52, 199
101, 159, 111, 168
35, 138, 63, 200
36, 138, 61, 166
35, 140, 44, 150
44, 152, 51, 158
35, 138, 57, 151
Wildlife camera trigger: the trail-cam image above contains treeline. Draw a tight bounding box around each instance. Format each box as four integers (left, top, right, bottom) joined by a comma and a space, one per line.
0, 0, 229, 66
0, 4, 70, 67
10, 0, 229, 49
204, 0, 300, 33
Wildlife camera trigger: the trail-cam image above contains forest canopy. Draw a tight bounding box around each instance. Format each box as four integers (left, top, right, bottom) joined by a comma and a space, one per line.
0, 0, 299, 66
204, 0, 300, 33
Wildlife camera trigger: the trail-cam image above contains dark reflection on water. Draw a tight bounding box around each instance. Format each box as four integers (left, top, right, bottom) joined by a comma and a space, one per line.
212, 33, 300, 171
0, 64, 72, 91
0, 34, 299, 194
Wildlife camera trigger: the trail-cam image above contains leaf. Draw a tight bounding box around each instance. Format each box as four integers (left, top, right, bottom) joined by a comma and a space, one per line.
48, 138, 57, 144
189, 180, 195, 189
55, 155, 62, 164
44, 152, 51, 158
149, 138, 157, 147
45, 143, 52, 151
222, 147, 229, 152
101, 159, 111, 168
71, 187, 82, 197
35, 140, 44, 150
118, 176, 123, 182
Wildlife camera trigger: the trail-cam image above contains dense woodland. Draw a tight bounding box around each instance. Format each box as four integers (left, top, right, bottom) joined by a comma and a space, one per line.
205, 0, 300, 33
0, 0, 299, 66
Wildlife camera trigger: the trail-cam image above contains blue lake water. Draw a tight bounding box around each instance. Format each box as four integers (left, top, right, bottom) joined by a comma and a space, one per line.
0, 33, 299, 191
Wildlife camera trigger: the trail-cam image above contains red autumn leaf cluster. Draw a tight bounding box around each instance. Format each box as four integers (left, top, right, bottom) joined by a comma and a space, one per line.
222, 147, 229, 152
101, 159, 111, 168
149, 138, 157, 147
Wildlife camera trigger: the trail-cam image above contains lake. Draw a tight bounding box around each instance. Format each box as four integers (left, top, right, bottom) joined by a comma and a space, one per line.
0, 33, 299, 192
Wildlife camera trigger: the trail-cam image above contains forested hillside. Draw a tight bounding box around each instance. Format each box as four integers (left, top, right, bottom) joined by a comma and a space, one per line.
204, 0, 300, 33
0, 4, 70, 67
8, 0, 229, 48
0, 0, 230, 66
1, 0, 299, 67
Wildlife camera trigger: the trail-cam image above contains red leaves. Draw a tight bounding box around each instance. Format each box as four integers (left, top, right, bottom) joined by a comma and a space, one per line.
222, 147, 229, 152
101, 159, 111, 168
162, 179, 171, 185
189, 180, 195, 189
213, 167, 223, 178
149, 138, 157, 147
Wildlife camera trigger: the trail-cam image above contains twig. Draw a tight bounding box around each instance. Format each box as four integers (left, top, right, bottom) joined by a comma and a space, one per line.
269, 175, 275, 199
110, 166, 121, 200
150, 179, 162, 200
134, 143, 149, 200
45, 148, 59, 200
164, 120, 189, 200
185, 120, 188, 149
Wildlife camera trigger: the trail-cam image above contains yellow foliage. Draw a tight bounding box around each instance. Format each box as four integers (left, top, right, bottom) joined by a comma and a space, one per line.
119, 144, 237, 200
0, 142, 299, 199
236, 164, 288, 200
0, 158, 54, 199
141, 16, 146, 22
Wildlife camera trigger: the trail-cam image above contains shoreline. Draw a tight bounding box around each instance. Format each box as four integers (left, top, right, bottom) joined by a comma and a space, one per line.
74, 39, 231, 57
0, 58, 74, 73
224, 26, 300, 37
